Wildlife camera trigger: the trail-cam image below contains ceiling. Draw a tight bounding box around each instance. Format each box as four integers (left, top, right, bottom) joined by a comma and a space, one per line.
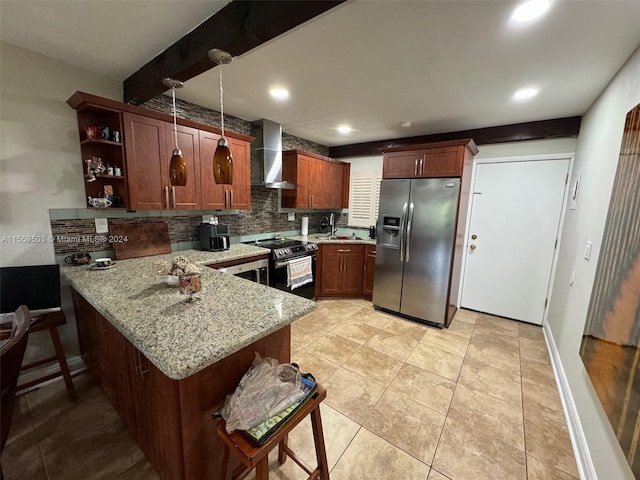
2, 1, 640, 148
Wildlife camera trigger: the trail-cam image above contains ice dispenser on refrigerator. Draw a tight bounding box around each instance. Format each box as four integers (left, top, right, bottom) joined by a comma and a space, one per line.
379, 215, 402, 248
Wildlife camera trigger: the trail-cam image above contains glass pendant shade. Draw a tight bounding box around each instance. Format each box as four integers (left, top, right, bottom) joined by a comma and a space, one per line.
213, 137, 233, 184
208, 49, 234, 185
163, 77, 186, 187
169, 147, 187, 186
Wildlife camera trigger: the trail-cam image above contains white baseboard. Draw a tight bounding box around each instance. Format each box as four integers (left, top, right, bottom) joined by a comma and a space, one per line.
17, 355, 87, 394
543, 322, 597, 479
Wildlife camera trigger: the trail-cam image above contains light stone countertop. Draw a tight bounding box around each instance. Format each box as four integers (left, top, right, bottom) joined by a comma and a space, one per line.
288, 234, 376, 245
62, 244, 316, 380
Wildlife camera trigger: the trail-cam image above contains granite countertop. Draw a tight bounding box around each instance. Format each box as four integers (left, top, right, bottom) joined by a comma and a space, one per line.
288, 234, 376, 245
62, 244, 315, 380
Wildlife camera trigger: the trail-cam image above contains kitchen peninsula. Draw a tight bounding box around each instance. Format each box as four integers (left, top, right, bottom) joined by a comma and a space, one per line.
62, 244, 316, 479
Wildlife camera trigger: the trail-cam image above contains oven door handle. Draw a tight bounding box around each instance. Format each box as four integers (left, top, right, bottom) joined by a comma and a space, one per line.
275, 255, 316, 269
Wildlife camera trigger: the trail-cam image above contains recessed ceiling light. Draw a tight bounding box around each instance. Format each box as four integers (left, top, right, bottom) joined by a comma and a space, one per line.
400, 121, 412, 128
511, 0, 551, 23
513, 87, 539, 101
337, 125, 352, 134
269, 88, 289, 100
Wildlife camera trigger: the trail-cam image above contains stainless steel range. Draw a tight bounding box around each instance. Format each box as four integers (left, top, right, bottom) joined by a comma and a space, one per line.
245, 238, 318, 299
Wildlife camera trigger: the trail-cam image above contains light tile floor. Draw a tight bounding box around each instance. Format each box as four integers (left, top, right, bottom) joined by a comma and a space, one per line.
2, 300, 579, 480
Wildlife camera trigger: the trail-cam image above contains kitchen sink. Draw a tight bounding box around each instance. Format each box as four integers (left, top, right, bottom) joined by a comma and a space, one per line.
312, 234, 365, 241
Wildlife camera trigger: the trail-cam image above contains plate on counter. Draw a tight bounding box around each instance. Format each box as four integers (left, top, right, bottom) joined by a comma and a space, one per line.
89, 263, 116, 270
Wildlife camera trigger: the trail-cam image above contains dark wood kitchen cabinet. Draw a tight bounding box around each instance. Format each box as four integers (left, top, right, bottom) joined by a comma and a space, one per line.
317, 244, 365, 298
71, 288, 290, 479
281, 149, 350, 209
68, 91, 253, 212
199, 131, 251, 210
362, 245, 376, 300
382, 139, 478, 179
123, 113, 202, 210
66, 96, 129, 209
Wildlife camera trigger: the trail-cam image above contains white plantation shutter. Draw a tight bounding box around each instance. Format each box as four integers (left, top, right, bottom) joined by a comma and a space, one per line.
348, 172, 381, 227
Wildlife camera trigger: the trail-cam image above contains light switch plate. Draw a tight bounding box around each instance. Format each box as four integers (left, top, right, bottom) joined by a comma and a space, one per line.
288, 212, 295, 221
95, 218, 109, 234
584, 241, 592, 261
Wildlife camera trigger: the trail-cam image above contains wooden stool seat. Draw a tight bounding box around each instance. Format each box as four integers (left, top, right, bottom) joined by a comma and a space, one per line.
217, 383, 329, 480
17, 310, 77, 401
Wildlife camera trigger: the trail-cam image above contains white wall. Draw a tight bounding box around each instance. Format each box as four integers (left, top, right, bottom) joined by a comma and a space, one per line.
0, 42, 121, 267
546, 45, 640, 479
0, 42, 121, 361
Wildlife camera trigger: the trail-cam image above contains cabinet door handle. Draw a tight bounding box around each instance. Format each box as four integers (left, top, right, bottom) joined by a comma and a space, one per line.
419, 158, 424, 176
311, 194, 314, 208
414, 159, 418, 176
337, 249, 351, 253
230, 190, 234, 208
225, 190, 229, 209
308, 195, 312, 209
164, 186, 170, 209
172, 186, 176, 208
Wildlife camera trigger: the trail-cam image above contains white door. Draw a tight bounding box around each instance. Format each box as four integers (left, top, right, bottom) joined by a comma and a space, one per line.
461, 159, 569, 325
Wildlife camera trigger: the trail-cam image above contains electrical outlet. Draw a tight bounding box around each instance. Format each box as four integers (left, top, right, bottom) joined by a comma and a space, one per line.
288, 212, 295, 221
95, 218, 108, 234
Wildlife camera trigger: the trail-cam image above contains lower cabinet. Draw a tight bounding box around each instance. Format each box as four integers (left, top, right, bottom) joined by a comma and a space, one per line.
317, 244, 365, 297
72, 290, 183, 479
362, 245, 376, 300
72, 288, 290, 479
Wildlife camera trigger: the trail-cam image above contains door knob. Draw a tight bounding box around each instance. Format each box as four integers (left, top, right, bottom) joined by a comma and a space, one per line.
470, 244, 476, 250
471, 234, 477, 240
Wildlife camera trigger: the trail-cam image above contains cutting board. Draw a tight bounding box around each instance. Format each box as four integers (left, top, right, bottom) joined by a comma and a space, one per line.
110, 222, 171, 260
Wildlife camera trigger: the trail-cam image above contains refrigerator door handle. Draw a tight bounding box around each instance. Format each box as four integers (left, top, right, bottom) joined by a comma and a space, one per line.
406, 202, 415, 262
400, 202, 408, 262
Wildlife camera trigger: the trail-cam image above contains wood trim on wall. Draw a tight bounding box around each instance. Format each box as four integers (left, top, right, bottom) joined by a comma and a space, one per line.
329, 116, 582, 158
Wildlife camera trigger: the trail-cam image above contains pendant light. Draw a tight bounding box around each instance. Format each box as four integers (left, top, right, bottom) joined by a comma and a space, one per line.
163, 77, 186, 186
208, 48, 233, 185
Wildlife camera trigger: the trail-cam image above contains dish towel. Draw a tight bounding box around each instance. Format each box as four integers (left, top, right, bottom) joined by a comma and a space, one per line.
287, 256, 313, 290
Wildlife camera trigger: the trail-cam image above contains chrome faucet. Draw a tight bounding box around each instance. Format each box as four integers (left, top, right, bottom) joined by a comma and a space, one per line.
329, 213, 337, 239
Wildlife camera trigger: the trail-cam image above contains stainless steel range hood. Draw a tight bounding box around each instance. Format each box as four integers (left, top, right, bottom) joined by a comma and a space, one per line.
250, 119, 295, 189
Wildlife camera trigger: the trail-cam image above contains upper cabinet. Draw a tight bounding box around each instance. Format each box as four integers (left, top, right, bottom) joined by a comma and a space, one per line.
199, 132, 251, 210
67, 91, 253, 211
382, 139, 479, 179
281, 149, 350, 210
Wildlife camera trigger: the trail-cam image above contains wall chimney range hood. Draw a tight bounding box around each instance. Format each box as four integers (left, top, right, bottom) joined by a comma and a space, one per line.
250, 119, 295, 189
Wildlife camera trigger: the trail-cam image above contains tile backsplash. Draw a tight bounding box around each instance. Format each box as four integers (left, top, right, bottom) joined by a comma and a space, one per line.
51, 187, 348, 255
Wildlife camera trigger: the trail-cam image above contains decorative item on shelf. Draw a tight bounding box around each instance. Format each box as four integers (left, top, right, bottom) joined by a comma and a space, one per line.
100, 126, 110, 140
104, 185, 114, 205
208, 48, 234, 185
114, 166, 122, 176
112, 131, 120, 143
85, 156, 105, 182
163, 77, 187, 186
85, 126, 99, 139
87, 196, 112, 208
107, 164, 114, 176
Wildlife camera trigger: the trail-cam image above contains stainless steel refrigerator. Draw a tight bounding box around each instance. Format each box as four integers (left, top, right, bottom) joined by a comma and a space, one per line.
372, 178, 460, 327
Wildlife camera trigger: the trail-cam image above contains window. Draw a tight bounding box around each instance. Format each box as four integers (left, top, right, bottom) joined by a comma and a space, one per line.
348, 172, 380, 227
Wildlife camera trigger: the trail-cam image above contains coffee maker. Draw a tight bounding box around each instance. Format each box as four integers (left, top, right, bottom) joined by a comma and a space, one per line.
199, 223, 230, 251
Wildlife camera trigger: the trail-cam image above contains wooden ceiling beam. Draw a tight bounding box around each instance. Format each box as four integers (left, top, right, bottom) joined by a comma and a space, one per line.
328, 116, 582, 158
123, 0, 346, 105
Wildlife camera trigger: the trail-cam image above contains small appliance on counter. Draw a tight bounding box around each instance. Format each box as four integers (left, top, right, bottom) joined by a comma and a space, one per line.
199, 223, 230, 251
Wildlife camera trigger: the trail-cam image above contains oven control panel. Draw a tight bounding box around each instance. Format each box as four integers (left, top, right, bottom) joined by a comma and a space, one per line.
273, 242, 318, 260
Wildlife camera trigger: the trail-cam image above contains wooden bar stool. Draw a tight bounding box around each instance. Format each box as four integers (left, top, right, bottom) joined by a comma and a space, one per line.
17, 310, 77, 401
217, 383, 329, 480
